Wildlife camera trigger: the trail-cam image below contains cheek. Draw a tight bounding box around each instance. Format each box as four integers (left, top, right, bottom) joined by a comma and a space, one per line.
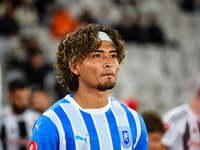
81, 61, 99, 76
114, 63, 119, 74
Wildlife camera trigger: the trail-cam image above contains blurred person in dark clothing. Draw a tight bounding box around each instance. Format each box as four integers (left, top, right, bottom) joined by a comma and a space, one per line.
22, 37, 41, 61
112, 0, 138, 5
132, 14, 149, 43
147, 15, 165, 45
34, 0, 55, 24
114, 14, 149, 43
14, 0, 38, 28
179, 0, 199, 13
114, 15, 135, 42
0, 4, 19, 36
4, 36, 41, 70
4, 36, 53, 91
0, 79, 40, 150
78, 8, 96, 27
22, 50, 53, 90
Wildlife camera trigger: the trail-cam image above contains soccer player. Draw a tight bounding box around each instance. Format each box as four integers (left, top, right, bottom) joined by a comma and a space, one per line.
27, 23, 148, 150
141, 110, 165, 150
161, 87, 200, 150
0, 79, 40, 150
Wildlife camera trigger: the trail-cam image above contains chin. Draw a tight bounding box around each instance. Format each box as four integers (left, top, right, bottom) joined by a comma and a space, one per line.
97, 81, 116, 90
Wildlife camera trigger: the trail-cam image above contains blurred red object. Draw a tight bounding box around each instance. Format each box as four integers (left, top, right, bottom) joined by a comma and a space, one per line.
123, 96, 140, 111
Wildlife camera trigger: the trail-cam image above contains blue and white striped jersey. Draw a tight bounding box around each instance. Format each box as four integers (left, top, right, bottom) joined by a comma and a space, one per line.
28, 94, 148, 150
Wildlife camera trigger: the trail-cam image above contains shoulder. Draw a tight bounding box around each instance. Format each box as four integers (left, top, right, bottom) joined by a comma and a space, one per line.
163, 103, 188, 124
40, 97, 73, 131
110, 99, 142, 122
110, 99, 148, 136
30, 115, 59, 149
162, 103, 189, 135
0, 106, 12, 121
30, 97, 73, 147
32, 115, 58, 136
25, 109, 41, 117
45, 97, 70, 112
161, 104, 189, 148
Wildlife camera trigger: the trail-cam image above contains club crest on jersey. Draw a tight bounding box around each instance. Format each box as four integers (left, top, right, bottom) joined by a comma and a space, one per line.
118, 127, 132, 149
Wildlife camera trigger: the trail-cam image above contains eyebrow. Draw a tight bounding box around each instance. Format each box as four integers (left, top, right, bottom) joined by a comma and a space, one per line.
90, 50, 117, 53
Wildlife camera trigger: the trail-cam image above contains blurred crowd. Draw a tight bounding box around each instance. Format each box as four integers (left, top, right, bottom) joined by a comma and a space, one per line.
0, 0, 169, 104
0, 0, 200, 149
0, 0, 167, 42
178, 0, 200, 13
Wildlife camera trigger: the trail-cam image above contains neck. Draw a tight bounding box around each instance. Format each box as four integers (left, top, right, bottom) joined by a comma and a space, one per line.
74, 88, 109, 109
189, 98, 200, 117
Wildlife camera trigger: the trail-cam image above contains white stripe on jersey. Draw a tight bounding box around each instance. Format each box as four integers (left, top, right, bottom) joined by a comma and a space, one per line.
129, 108, 141, 148
43, 110, 66, 150
60, 103, 90, 150
111, 101, 130, 127
91, 114, 112, 150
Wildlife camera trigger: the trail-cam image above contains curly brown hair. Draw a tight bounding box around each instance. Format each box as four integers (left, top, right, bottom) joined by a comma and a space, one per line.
141, 110, 165, 133
54, 23, 126, 93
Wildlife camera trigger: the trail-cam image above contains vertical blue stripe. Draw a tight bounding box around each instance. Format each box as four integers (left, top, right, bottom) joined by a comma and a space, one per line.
105, 108, 121, 150
80, 110, 100, 150
54, 105, 76, 150
120, 104, 137, 147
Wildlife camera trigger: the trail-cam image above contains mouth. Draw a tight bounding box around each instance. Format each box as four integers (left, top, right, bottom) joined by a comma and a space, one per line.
102, 73, 114, 77
101, 71, 114, 77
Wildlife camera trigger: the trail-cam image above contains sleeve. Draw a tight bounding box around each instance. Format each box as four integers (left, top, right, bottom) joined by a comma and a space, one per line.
134, 113, 148, 150
161, 113, 183, 148
27, 115, 59, 150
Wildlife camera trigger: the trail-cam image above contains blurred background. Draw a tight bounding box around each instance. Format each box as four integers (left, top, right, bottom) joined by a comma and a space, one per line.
0, 0, 200, 115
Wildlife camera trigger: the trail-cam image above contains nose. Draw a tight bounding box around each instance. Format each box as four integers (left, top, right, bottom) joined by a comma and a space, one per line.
103, 57, 113, 68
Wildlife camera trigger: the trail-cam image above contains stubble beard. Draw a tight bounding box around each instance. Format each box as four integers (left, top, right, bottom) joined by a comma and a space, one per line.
12, 104, 26, 114
97, 78, 116, 91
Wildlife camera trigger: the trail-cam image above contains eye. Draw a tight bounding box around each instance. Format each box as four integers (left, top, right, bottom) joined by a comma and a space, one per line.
93, 54, 101, 58
111, 54, 117, 58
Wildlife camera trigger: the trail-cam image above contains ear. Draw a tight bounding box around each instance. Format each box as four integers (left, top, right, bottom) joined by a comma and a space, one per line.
70, 61, 80, 75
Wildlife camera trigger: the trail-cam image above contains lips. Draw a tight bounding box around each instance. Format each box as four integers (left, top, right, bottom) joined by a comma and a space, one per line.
101, 70, 114, 77
103, 73, 113, 76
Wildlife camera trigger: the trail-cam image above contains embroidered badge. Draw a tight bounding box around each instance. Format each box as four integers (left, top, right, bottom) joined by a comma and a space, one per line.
118, 127, 132, 149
